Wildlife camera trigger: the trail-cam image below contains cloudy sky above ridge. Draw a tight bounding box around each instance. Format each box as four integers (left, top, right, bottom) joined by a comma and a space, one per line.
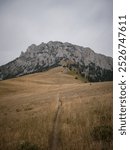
0, 0, 113, 65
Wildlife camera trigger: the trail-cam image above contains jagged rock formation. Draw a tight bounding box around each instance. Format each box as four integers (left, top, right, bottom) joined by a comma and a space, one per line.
0, 41, 113, 82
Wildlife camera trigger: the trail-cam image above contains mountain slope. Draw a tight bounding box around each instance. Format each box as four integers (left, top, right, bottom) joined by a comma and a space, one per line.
0, 41, 113, 81
0, 67, 113, 149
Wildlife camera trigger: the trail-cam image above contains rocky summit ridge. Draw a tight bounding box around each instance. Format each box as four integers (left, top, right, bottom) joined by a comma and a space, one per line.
0, 41, 113, 82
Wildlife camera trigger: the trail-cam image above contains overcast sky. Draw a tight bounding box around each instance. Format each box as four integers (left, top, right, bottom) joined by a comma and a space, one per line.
0, 0, 112, 65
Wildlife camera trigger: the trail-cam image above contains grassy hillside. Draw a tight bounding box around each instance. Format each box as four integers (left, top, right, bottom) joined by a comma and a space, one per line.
0, 67, 113, 150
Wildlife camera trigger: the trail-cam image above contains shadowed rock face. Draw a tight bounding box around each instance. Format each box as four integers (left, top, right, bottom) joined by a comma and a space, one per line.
0, 41, 113, 82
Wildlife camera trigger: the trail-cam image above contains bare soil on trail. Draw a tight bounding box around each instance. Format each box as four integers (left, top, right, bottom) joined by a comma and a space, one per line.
0, 67, 113, 150
49, 93, 62, 150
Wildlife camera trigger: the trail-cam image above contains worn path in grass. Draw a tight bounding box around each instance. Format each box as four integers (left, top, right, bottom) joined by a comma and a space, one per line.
49, 93, 62, 150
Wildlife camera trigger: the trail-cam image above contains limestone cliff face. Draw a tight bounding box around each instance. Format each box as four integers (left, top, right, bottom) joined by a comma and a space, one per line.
0, 41, 113, 82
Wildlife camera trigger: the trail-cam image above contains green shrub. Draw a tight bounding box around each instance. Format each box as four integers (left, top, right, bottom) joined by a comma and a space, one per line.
91, 125, 113, 142
18, 141, 39, 150
75, 76, 78, 79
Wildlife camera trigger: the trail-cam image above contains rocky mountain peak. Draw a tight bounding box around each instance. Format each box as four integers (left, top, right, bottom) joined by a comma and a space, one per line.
0, 41, 113, 82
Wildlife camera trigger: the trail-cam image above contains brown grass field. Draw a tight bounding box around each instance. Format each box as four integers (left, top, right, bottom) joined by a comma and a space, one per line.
0, 67, 113, 150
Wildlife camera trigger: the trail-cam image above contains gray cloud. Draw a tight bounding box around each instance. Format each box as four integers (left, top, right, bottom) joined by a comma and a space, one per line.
0, 0, 112, 65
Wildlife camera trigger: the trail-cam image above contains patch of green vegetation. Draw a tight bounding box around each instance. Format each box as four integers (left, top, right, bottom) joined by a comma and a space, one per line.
67, 69, 76, 76
78, 74, 88, 83
91, 125, 113, 142
67, 70, 88, 83
17, 141, 39, 150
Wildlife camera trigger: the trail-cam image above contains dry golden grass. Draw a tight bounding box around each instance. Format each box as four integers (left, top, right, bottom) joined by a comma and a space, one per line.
0, 67, 112, 150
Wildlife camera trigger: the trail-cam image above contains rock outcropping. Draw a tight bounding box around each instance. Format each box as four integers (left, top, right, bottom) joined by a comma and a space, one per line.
0, 41, 113, 82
